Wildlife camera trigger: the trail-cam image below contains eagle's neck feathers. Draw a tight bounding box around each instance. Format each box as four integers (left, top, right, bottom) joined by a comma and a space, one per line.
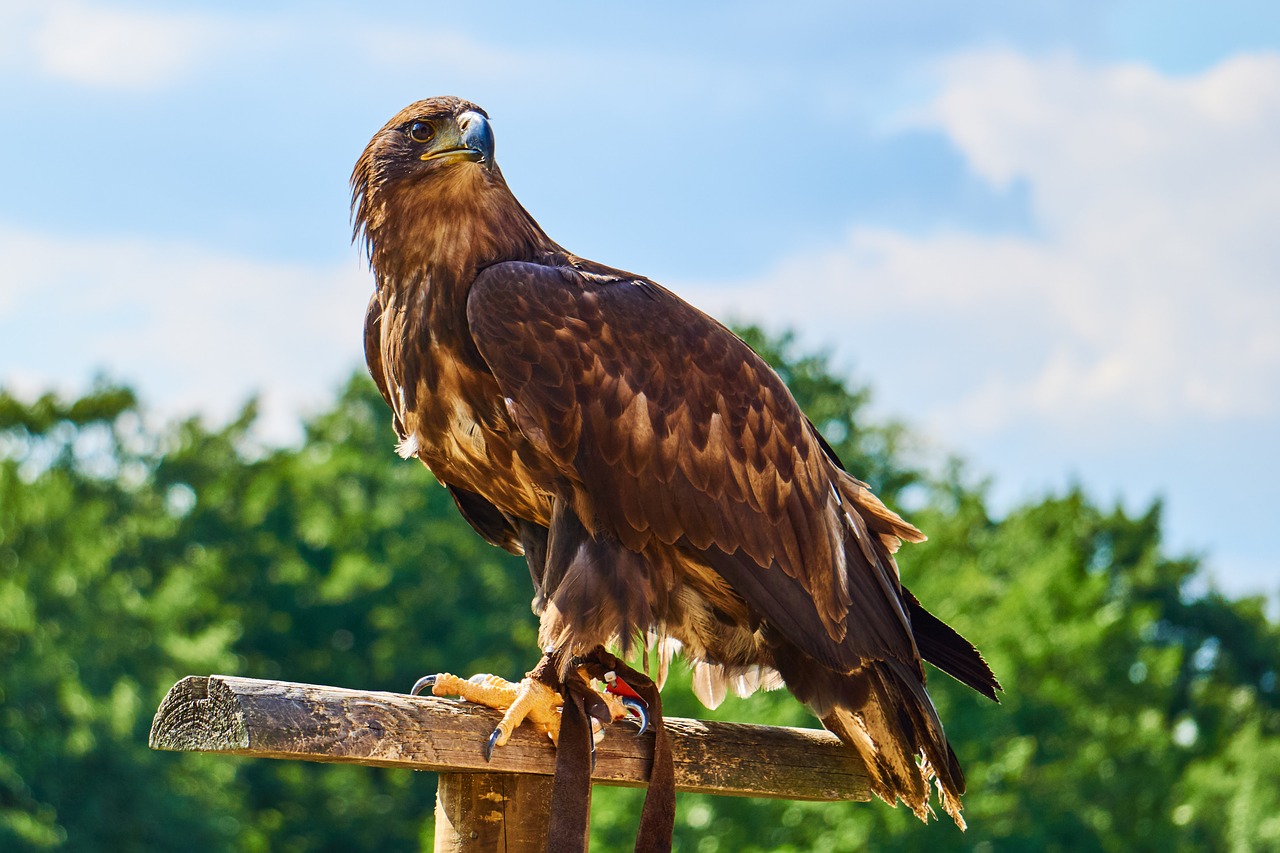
365, 165, 560, 308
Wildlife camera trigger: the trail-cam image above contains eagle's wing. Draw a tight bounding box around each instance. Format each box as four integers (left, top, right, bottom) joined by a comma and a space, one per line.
364, 292, 398, 423
366, 290, 525, 555
466, 261, 920, 674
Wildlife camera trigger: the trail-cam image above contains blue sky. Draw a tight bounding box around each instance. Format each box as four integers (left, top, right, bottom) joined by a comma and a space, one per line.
1, 0, 1277, 602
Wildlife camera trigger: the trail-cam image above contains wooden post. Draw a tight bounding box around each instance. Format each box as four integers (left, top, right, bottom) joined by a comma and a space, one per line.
150, 675, 870, 851
433, 772, 557, 853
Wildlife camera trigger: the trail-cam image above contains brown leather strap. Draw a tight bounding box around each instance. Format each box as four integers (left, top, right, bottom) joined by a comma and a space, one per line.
580, 650, 676, 853
545, 671, 599, 853
616, 658, 674, 853
543, 648, 676, 853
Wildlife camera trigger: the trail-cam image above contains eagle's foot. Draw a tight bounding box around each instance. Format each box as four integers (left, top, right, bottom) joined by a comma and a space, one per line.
409, 663, 648, 761
598, 669, 650, 735
412, 672, 563, 756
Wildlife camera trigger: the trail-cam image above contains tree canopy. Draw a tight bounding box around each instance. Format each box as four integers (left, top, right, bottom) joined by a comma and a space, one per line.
1, 327, 1276, 851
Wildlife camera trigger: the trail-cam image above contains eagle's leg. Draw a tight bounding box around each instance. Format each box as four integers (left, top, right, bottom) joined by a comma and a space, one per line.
410, 652, 645, 760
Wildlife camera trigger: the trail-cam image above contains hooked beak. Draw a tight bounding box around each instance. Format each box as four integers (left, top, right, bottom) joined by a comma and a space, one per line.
459, 111, 494, 164
420, 110, 494, 166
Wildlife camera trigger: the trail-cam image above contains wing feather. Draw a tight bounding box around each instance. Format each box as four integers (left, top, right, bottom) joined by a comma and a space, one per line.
363, 292, 404, 438
466, 261, 918, 667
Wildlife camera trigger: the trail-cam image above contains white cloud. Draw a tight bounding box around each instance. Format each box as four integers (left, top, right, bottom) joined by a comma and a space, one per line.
355, 26, 536, 80
0, 227, 370, 441
0, 0, 222, 90
684, 50, 1280, 442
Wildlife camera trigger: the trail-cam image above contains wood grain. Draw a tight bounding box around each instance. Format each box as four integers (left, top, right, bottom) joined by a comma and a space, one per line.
434, 772, 556, 852
149, 675, 870, 802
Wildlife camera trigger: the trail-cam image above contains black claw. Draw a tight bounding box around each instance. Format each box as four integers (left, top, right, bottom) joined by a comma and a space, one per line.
410, 674, 438, 696
591, 734, 598, 771
484, 727, 501, 762
621, 696, 649, 735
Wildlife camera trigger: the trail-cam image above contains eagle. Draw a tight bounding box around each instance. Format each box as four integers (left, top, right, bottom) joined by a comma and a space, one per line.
353, 96, 998, 842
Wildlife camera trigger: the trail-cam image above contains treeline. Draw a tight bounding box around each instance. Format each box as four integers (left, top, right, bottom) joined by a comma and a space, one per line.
1, 328, 1277, 851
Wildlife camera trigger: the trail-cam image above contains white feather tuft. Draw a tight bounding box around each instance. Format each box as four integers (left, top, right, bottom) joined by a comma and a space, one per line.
692, 662, 728, 710
395, 433, 419, 459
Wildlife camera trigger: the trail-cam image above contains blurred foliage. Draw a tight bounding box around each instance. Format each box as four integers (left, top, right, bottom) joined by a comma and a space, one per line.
1, 331, 1276, 852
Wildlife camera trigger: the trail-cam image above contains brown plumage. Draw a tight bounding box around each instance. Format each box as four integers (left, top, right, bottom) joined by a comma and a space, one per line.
354, 96, 998, 827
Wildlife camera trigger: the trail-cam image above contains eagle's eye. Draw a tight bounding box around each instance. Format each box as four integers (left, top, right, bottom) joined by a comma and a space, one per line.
408, 121, 435, 144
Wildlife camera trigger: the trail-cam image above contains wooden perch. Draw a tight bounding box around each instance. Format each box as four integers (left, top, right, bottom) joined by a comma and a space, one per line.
150, 675, 870, 851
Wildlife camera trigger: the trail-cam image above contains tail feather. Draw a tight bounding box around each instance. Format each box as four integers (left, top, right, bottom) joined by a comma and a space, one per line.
903, 588, 1002, 701
821, 661, 966, 829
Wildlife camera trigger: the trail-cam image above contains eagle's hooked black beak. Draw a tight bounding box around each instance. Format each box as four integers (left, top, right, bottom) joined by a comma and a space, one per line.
458, 110, 494, 166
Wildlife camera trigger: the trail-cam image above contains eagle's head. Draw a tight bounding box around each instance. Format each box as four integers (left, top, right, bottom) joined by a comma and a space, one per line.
351, 96, 505, 264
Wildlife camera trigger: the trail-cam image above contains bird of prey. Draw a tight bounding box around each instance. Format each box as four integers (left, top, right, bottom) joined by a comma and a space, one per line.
353, 97, 998, 839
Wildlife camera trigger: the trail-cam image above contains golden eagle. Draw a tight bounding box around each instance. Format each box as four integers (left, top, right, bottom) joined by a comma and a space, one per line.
353, 96, 997, 844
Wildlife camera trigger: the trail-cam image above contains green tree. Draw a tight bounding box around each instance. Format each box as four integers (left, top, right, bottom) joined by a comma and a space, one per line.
0, 377, 541, 851
2, 330, 1276, 852
0, 384, 244, 850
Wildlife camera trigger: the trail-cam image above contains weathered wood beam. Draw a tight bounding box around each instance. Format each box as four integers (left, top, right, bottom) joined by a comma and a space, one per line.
150, 675, 870, 802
